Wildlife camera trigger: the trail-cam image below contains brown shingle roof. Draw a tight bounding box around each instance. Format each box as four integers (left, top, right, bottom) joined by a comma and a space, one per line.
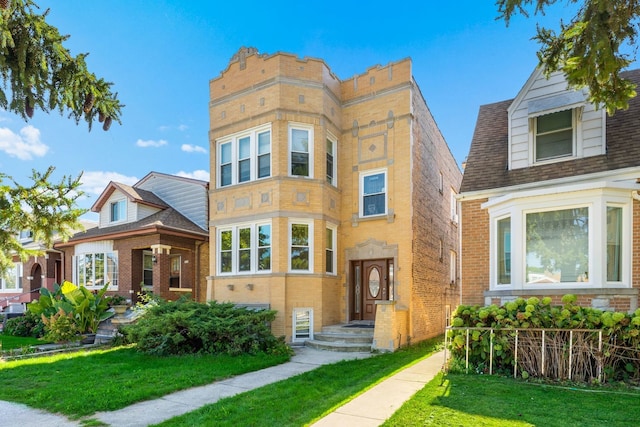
60, 207, 207, 245
460, 69, 640, 193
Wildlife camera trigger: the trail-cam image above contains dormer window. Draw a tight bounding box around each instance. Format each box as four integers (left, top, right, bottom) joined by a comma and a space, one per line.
535, 109, 574, 162
110, 200, 126, 222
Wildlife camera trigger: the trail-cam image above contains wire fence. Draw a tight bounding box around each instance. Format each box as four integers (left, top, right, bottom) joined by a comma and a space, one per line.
445, 327, 640, 383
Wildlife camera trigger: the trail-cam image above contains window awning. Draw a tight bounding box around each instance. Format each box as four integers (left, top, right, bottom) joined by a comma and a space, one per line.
528, 91, 587, 117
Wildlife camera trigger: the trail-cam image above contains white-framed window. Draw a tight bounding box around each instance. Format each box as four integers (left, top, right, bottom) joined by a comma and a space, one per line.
438, 171, 444, 194
325, 224, 337, 275
18, 230, 33, 243
326, 134, 337, 185
289, 220, 313, 272
110, 199, 126, 223
217, 222, 271, 275
289, 123, 313, 177
449, 250, 457, 285
360, 169, 387, 218
0, 262, 22, 291
497, 216, 511, 285
75, 252, 118, 289
142, 251, 153, 287
534, 109, 575, 162
488, 188, 631, 290
292, 307, 313, 341
217, 124, 271, 188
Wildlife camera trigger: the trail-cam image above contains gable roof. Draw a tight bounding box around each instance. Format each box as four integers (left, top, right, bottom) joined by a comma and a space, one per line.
460, 69, 640, 194
91, 182, 169, 212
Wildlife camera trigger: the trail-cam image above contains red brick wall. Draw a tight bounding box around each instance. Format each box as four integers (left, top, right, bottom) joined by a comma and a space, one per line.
460, 198, 490, 306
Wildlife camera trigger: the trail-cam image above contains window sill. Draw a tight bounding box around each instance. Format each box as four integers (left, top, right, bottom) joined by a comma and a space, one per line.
486, 287, 637, 297
169, 287, 192, 293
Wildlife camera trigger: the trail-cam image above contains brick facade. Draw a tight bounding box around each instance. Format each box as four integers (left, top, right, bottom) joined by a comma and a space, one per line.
208, 48, 461, 346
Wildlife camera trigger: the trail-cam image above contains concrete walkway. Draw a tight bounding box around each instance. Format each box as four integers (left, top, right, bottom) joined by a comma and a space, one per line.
0, 347, 445, 427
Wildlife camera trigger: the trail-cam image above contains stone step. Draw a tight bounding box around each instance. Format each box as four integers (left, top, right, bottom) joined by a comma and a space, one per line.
312, 332, 374, 344
305, 339, 372, 352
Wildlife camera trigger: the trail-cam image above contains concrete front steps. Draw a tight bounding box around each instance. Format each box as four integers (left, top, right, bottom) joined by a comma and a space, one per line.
305, 324, 374, 352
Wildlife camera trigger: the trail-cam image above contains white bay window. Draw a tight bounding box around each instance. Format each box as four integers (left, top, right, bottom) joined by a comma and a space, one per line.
217, 124, 271, 188
217, 222, 271, 275
488, 186, 631, 290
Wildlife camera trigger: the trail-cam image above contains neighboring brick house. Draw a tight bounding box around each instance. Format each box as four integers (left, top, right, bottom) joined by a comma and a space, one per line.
55, 172, 209, 302
1, 222, 96, 311
207, 48, 461, 349
459, 67, 640, 312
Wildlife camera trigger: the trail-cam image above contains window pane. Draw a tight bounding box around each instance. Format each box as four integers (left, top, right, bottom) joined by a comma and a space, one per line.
258, 225, 271, 246
326, 153, 334, 184
536, 129, 573, 160
497, 217, 511, 284
294, 309, 311, 339
291, 247, 309, 270
291, 129, 309, 152
326, 228, 333, 250
326, 228, 334, 273
221, 230, 233, 251
94, 253, 105, 286
221, 252, 232, 273
221, 164, 232, 186
364, 173, 385, 194
607, 206, 622, 281
258, 248, 271, 271
106, 253, 118, 286
537, 110, 571, 133
258, 224, 271, 271
258, 131, 270, 155
220, 142, 231, 164
526, 207, 588, 283
238, 227, 251, 272
238, 136, 250, 159
291, 152, 309, 176
363, 194, 385, 216
258, 153, 270, 178
291, 224, 309, 246
536, 110, 573, 161
238, 159, 250, 182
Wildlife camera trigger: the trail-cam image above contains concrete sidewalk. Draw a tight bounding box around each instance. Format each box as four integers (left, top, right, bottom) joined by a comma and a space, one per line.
0, 347, 445, 427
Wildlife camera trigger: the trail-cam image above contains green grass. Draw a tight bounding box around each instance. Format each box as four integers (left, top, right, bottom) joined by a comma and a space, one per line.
384, 372, 640, 427
0, 345, 290, 419
153, 337, 443, 427
0, 333, 43, 350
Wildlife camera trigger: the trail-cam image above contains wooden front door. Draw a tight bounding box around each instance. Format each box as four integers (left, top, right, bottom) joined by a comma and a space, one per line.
350, 259, 390, 321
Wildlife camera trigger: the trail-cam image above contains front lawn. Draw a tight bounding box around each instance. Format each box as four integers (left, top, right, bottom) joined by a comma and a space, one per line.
0, 345, 290, 419
154, 337, 442, 426
384, 372, 640, 426
0, 333, 43, 350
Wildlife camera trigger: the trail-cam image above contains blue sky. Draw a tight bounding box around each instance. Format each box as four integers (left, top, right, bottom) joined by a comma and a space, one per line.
0, 1, 614, 219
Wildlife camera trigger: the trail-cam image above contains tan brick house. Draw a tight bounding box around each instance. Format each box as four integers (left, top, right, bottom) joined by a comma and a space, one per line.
207, 48, 461, 349
459, 68, 640, 312
56, 172, 209, 302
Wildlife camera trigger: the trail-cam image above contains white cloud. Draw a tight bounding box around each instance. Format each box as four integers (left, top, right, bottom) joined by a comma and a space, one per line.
178, 124, 189, 131
79, 171, 139, 195
176, 170, 210, 182
136, 139, 168, 148
181, 144, 207, 154
0, 125, 49, 160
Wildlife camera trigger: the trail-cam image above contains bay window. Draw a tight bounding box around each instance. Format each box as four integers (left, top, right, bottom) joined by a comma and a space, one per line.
76, 252, 118, 288
217, 124, 271, 188
217, 222, 271, 275
489, 188, 630, 289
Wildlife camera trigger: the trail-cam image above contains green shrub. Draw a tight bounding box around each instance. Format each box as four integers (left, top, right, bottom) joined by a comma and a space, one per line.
448, 296, 640, 384
122, 297, 291, 357
41, 309, 80, 343
3, 311, 45, 337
